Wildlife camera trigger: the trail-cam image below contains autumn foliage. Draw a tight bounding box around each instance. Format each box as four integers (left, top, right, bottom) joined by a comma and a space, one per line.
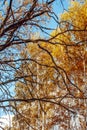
0, 0, 87, 130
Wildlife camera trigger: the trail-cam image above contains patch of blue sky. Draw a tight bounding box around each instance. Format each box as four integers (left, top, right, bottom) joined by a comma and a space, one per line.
35, 0, 70, 38
0, 0, 9, 15
45, 0, 70, 32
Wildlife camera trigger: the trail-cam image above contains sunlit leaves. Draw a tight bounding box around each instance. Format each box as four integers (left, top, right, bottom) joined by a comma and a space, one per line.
3, 0, 87, 130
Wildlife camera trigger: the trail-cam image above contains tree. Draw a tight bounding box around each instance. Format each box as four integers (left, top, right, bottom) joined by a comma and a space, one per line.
0, 0, 87, 130
0, 0, 58, 129
48, 1, 87, 129
0, 0, 70, 129
9, 1, 87, 130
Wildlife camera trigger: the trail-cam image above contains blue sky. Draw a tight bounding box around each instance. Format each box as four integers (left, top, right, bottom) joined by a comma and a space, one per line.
41, 0, 70, 37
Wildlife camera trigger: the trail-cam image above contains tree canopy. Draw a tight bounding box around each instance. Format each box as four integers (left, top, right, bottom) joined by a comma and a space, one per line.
0, 0, 87, 130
